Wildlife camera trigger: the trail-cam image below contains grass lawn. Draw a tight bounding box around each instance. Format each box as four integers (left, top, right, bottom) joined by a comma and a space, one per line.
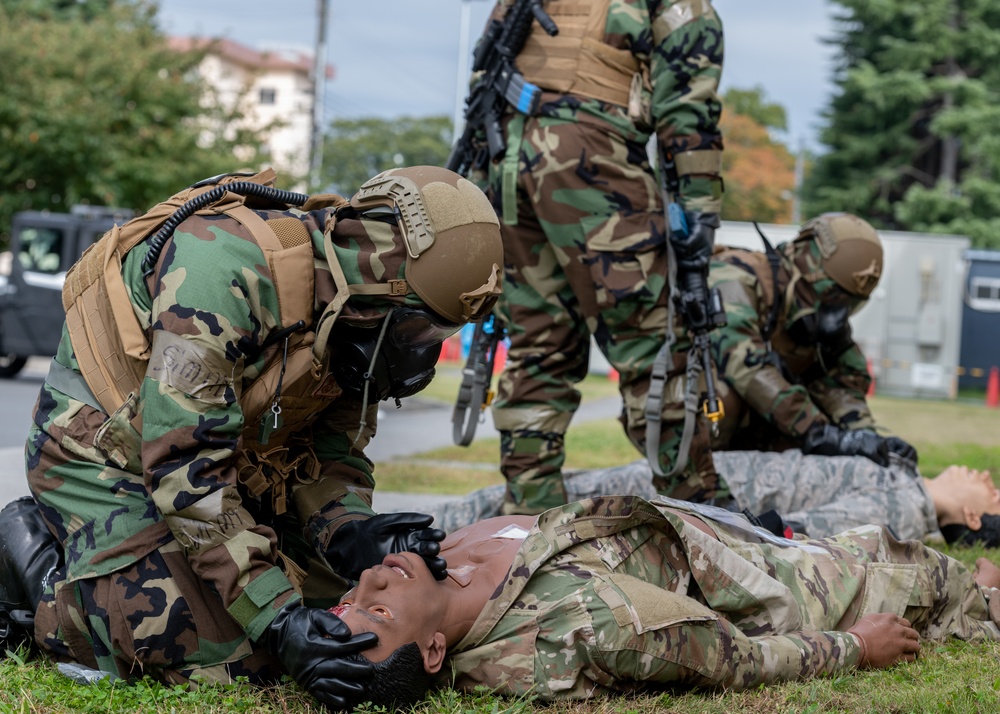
6, 371, 1000, 712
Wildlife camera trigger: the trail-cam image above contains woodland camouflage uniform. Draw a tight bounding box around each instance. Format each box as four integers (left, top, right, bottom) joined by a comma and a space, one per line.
448, 495, 1000, 699
23, 183, 494, 683
707, 236, 875, 453
486, 0, 726, 514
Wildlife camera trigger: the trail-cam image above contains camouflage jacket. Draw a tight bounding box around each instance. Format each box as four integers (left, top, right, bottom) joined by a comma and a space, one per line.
28, 209, 390, 639
449, 495, 870, 697
448, 495, 1000, 699
707, 248, 874, 449
486, 0, 725, 212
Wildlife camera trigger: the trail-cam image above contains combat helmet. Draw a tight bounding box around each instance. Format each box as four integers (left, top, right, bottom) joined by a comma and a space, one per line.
317, 166, 503, 346
791, 213, 883, 299
348, 165, 503, 324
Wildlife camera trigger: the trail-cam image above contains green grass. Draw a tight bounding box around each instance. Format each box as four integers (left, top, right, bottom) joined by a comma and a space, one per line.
8, 387, 1000, 712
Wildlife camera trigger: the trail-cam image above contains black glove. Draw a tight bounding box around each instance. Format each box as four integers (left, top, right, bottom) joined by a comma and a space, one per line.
802, 424, 891, 467
259, 600, 377, 711
325, 512, 447, 582
883, 436, 919, 465
671, 212, 720, 332
670, 211, 719, 271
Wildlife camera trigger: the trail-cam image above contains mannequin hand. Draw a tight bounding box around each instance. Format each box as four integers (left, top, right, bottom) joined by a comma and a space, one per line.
848, 613, 920, 669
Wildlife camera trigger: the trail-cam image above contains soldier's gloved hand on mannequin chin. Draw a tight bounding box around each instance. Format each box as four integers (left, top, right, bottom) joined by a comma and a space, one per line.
325, 512, 448, 582
257, 600, 377, 711
801, 424, 891, 467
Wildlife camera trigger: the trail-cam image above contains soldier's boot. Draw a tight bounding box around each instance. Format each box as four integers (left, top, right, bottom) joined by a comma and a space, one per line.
0, 497, 62, 656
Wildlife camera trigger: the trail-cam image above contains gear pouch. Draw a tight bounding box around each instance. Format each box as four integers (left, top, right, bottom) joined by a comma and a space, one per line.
93, 392, 142, 472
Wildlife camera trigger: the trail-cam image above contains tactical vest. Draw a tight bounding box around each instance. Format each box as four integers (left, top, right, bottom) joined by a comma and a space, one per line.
62, 169, 351, 514
514, 0, 646, 111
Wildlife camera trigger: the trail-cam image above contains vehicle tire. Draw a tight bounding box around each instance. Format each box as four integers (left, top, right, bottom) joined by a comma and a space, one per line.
0, 354, 27, 378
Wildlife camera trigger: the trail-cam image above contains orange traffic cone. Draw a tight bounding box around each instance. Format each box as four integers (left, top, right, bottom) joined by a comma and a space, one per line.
986, 366, 1000, 409
866, 358, 876, 397
608, 367, 619, 382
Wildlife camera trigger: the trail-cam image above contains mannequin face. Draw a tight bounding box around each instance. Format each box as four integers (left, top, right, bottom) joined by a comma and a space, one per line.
335, 552, 447, 663
931, 466, 1000, 529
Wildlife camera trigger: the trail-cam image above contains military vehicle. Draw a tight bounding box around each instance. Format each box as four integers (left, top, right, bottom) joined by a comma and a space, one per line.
0, 206, 133, 377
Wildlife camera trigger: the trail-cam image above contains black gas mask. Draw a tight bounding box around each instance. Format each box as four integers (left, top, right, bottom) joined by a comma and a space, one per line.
332, 306, 460, 404
787, 303, 852, 349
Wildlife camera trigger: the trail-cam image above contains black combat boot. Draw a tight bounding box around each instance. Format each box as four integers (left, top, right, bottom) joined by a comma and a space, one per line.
0, 497, 62, 655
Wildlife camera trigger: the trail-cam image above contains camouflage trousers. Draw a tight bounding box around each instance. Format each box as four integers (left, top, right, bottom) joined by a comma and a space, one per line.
488, 115, 720, 515
671, 496, 1000, 644
34, 539, 280, 686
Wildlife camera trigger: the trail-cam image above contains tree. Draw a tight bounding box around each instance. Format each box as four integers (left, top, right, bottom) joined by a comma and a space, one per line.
719, 88, 797, 224
724, 85, 788, 132
802, 0, 1000, 248
318, 116, 453, 194
0, 1, 266, 247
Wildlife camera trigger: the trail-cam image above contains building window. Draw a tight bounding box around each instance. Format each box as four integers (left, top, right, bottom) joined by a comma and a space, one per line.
259, 87, 277, 105
969, 276, 1000, 312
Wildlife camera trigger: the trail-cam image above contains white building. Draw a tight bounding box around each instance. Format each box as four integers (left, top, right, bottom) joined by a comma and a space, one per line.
168, 37, 333, 187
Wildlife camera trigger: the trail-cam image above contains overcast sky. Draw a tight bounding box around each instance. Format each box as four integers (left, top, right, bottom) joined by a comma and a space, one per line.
154, 0, 842, 152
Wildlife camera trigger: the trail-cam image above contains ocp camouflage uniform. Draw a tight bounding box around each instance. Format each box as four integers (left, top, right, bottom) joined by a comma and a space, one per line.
485, 0, 726, 514
448, 495, 1000, 698
708, 242, 874, 452
425, 452, 940, 543
25, 207, 407, 683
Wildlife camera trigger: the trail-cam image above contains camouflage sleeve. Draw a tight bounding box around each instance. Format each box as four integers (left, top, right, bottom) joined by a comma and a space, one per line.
294, 399, 381, 556
140, 223, 297, 640
710, 268, 828, 438
650, 0, 724, 213
806, 343, 876, 429
601, 619, 863, 691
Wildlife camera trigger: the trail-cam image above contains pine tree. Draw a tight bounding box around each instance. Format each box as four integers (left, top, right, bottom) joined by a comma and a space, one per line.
802, 0, 1000, 247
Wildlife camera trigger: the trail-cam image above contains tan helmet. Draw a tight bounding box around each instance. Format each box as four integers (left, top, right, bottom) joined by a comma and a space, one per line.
797, 212, 883, 298
349, 166, 503, 324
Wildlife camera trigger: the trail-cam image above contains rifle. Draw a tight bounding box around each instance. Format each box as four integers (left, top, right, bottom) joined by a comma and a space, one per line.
644, 151, 727, 477
452, 315, 506, 446
446, 0, 558, 176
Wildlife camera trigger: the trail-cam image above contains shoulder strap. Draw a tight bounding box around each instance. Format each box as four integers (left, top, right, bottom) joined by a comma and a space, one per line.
61, 169, 340, 416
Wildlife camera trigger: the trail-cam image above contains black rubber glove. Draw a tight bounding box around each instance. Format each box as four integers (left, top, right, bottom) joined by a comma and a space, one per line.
259, 600, 377, 711
671, 212, 720, 333
325, 512, 447, 582
883, 436, 919, 465
802, 424, 891, 467
671, 211, 719, 271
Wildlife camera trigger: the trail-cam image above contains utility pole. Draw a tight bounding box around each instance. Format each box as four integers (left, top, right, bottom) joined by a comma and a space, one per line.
309, 0, 330, 190
453, 0, 489, 143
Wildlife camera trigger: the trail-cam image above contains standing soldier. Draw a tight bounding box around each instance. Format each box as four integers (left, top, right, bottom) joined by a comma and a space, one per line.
14, 166, 502, 709
473, 0, 726, 514
708, 212, 916, 463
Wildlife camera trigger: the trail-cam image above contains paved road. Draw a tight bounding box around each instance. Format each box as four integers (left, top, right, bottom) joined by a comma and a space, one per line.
0, 358, 622, 513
